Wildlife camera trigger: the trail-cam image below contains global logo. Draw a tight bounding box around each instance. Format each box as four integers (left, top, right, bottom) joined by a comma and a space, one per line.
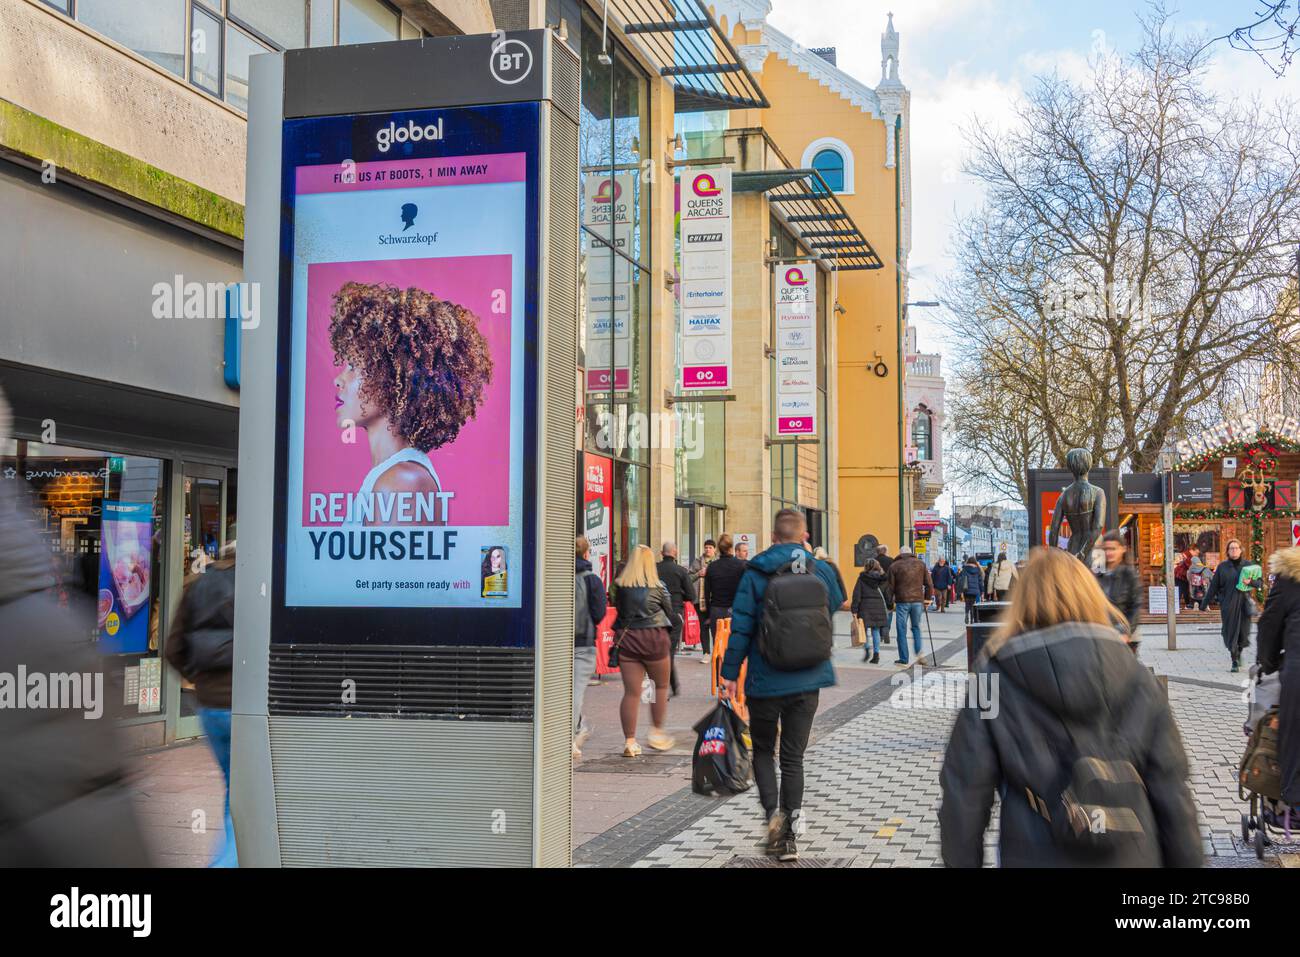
692, 172, 723, 196
594, 179, 622, 204
785, 267, 808, 286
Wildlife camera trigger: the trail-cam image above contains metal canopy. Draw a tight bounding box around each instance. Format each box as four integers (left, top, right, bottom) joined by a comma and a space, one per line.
603, 0, 769, 112
734, 168, 884, 271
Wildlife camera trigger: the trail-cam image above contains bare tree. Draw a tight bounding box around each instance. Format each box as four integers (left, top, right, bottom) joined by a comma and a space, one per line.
1199, 1, 1300, 77
945, 5, 1300, 494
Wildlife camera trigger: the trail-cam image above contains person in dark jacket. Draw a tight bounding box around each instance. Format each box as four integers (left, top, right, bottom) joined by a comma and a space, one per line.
657, 542, 696, 697
876, 544, 895, 643
573, 537, 608, 758
940, 547, 1203, 868
0, 398, 151, 866
165, 534, 238, 867
704, 534, 747, 646
957, 556, 983, 623
931, 557, 954, 612
1096, 530, 1141, 651
1201, 539, 1255, 672
689, 539, 717, 654
610, 545, 675, 757
721, 508, 844, 862
1255, 546, 1300, 806
851, 559, 890, 664
886, 548, 934, 666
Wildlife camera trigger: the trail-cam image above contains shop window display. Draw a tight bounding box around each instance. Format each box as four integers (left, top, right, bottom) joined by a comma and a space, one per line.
1, 440, 166, 722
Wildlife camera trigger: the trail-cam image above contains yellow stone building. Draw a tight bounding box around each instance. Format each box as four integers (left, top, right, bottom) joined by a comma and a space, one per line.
715, 2, 913, 572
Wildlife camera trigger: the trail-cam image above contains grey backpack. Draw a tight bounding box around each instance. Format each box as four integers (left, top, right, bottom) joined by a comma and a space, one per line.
575, 571, 596, 641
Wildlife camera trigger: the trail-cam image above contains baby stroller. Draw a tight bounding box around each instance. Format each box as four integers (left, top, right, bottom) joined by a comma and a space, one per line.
1239, 665, 1295, 859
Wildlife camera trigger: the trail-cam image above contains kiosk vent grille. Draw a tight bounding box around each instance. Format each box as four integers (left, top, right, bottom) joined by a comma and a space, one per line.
268, 645, 534, 720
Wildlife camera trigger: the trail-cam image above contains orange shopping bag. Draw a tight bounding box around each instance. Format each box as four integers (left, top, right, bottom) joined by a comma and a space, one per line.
709, 616, 747, 721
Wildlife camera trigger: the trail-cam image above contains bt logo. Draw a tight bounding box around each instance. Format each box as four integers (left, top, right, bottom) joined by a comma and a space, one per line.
692, 172, 723, 196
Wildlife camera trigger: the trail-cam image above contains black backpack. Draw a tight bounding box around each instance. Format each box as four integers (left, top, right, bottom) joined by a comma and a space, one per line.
757, 550, 833, 671
574, 571, 596, 641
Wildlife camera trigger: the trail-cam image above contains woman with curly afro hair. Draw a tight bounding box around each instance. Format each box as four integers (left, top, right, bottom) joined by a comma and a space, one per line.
330, 281, 493, 526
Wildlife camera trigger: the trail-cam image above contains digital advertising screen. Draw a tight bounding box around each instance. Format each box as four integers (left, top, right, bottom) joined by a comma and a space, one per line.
273, 103, 539, 646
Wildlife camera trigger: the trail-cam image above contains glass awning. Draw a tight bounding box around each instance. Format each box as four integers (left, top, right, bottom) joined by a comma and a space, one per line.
734, 169, 884, 271
601, 0, 769, 112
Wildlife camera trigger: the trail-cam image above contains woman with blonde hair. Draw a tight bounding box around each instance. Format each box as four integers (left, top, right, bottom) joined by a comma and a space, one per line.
609, 545, 675, 756
940, 547, 1202, 868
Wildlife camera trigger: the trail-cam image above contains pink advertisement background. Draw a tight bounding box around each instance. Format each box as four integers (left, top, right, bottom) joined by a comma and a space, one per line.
302, 256, 512, 526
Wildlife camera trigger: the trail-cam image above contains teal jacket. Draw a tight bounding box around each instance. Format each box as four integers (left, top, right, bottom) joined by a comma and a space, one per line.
720, 543, 844, 698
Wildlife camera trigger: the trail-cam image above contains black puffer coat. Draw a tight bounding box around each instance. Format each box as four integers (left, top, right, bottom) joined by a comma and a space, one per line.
940, 621, 1203, 868
851, 569, 890, 628
1096, 562, 1141, 636
1256, 547, 1300, 804
0, 460, 151, 866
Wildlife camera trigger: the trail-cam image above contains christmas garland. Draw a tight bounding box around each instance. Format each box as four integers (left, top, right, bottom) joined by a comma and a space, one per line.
1174, 508, 1300, 563
1177, 428, 1300, 470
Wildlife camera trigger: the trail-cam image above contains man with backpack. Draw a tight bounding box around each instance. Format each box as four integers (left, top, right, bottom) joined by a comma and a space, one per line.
720, 508, 844, 862
574, 536, 608, 759
657, 541, 697, 697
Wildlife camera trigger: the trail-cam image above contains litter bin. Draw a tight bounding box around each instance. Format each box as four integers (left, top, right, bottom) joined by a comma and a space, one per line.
966, 601, 1010, 670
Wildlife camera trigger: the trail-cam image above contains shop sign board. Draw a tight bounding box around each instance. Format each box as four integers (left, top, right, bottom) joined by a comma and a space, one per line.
1121, 472, 1162, 503
1175, 413, 1300, 462
583, 452, 613, 588
680, 168, 732, 390
1172, 471, 1214, 504
774, 264, 817, 435
582, 172, 636, 393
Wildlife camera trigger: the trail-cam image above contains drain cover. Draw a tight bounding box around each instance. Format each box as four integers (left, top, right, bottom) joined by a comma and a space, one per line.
724, 856, 856, 868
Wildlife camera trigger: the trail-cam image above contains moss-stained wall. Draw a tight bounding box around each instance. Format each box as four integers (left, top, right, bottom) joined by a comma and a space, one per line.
0, 98, 243, 239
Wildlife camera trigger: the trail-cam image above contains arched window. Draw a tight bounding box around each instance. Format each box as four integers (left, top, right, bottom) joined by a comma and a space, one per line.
911, 409, 932, 461
811, 148, 845, 193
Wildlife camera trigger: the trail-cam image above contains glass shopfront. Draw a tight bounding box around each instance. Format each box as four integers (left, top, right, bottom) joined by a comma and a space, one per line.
1, 439, 166, 724
578, 10, 653, 572
1, 436, 235, 741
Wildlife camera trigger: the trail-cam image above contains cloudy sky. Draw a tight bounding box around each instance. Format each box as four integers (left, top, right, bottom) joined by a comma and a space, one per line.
767, 0, 1293, 351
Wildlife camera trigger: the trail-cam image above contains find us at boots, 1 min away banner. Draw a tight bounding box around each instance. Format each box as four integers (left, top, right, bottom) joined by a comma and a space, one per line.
679, 168, 732, 390
775, 264, 817, 436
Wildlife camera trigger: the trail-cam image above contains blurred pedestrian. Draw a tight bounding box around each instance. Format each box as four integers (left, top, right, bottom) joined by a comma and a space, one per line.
939, 548, 1203, 868
166, 531, 238, 867
0, 391, 150, 866
851, 559, 889, 664
877, 544, 895, 645
931, 556, 954, 612
1096, 530, 1141, 651
610, 545, 674, 756
985, 551, 1018, 601
689, 539, 717, 655
958, 556, 983, 623
1256, 546, 1300, 807
1202, 539, 1255, 672
572, 536, 607, 759
1174, 545, 1196, 610
704, 534, 746, 653
814, 546, 850, 611
886, 547, 934, 666
656, 541, 696, 698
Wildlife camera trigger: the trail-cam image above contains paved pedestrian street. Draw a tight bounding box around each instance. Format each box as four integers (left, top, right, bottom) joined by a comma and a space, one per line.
573, 614, 1292, 868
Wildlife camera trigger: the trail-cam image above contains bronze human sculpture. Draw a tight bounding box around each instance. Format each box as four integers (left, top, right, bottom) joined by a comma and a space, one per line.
1048, 448, 1106, 562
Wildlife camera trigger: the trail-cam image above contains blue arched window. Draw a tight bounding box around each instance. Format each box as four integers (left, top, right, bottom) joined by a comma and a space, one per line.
811, 148, 845, 193
911, 409, 933, 461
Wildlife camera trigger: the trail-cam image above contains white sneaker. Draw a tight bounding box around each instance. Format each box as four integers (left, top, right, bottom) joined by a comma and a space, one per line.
789, 809, 807, 836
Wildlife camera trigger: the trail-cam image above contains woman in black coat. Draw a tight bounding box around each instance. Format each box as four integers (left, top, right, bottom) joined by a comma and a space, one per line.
851, 560, 890, 665
1255, 547, 1300, 806
1202, 539, 1254, 672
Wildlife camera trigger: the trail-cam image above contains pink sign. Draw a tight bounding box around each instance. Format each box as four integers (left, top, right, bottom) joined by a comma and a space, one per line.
778, 416, 814, 435
682, 365, 729, 389
295, 153, 526, 195
587, 368, 630, 391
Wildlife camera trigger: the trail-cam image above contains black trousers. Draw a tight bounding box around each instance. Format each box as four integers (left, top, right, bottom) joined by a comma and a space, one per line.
668, 610, 683, 693
747, 690, 819, 817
